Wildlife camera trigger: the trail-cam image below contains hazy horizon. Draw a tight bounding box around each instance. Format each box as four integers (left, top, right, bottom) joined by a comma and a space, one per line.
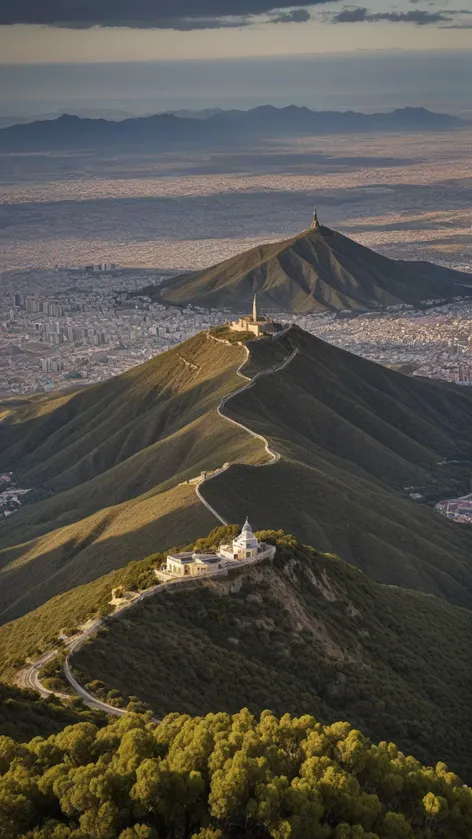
2, 51, 471, 120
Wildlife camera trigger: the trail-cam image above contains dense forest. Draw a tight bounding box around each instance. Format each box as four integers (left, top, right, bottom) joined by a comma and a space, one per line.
1, 708, 471, 839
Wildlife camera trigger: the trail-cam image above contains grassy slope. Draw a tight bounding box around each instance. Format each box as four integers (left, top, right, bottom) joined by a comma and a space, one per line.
201, 326, 472, 607
157, 226, 472, 313
72, 533, 472, 780
0, 334, 263, 623
3, 323, 472, 631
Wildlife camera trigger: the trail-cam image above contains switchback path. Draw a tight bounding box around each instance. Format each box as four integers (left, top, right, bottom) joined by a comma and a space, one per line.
197, 326, 298, 525
19, 592, 165, 717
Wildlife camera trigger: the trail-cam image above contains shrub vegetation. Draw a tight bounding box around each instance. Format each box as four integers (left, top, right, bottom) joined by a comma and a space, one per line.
0, 527, 239, 681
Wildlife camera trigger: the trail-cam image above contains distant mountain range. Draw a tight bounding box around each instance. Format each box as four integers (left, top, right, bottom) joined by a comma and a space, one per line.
150, 223, 472, 314
0, 107, 226, 130
0, 106, 466, 151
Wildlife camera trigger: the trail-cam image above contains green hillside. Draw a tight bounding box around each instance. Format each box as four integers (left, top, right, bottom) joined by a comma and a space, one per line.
0, 526, 238, 682
0, 334, 263, 623
202, 326, 472, 606
72, 532, 472, 780
2, 326, 472, 625
152, 225, 472, 313
2, 708, 471, 839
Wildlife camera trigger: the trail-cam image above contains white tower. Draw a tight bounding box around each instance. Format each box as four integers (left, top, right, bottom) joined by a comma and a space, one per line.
252, 293, 258, 323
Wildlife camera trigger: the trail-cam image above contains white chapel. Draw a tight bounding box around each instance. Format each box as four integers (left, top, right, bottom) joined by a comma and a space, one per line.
163, 517, 275, 578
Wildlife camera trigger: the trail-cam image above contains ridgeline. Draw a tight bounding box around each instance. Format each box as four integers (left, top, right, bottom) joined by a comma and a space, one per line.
2, 326, 472, 626
0, 104, 465, 152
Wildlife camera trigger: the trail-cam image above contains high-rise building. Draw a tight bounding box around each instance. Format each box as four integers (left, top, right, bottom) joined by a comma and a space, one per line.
43, 302, 64, 317
64, 326, 89, 343
41, 358, 64, 373
26, 298, 43, 314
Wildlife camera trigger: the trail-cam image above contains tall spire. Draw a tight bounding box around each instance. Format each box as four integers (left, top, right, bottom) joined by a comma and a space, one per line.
253, 292, 258, 322
311, 205, 319, 230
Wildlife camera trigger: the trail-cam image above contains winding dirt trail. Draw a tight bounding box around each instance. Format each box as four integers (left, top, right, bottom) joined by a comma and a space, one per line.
196, 327, 298, 525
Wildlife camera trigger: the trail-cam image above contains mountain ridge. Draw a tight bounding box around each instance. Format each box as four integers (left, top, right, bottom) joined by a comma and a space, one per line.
0, 105, 466, 151
2, 326, 472, 624
153, 224, 472, 313
1, 526, 471, 780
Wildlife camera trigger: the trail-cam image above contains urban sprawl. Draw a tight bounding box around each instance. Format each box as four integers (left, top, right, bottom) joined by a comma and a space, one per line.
3, 265, 472, 396
0, 266, 227, 395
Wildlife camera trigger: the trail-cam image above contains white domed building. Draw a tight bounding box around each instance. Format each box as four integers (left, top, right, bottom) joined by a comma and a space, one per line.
219, 517, 267, 561
162, 517, 275, 578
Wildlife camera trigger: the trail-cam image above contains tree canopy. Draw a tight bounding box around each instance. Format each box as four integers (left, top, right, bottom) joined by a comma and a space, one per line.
0, 709, 470, 839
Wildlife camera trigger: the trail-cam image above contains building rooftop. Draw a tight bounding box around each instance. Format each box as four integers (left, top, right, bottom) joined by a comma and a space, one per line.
167, 552, 195, 563
195, 555, 220, 564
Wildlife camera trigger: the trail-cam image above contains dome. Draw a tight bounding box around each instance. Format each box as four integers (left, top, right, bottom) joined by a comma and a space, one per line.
233, 517, 259, 552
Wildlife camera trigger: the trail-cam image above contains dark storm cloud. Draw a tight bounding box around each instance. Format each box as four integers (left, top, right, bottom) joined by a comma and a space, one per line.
0, 0, 329, 28
333, 6, 370, 20
270, 8, 312, 22
332, 6, 453, 22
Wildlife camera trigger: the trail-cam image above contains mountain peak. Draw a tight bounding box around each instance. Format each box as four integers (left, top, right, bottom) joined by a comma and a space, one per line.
151, 222, 472, 315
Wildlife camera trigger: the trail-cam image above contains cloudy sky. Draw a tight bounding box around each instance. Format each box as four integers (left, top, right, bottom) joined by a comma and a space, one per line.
0, 0, 471, 62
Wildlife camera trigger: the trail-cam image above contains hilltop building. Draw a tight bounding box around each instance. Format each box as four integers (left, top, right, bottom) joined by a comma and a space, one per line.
230, 294, 282, 338
311, 206, 320, 230
165, 552, 223, 577
163, 518, 275, 578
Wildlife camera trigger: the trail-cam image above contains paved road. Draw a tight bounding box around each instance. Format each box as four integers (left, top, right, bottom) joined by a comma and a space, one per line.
20, 650, 65, 698
20, 585, 180, 718
197, 326, 299, 525
63, 652, 129, 717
